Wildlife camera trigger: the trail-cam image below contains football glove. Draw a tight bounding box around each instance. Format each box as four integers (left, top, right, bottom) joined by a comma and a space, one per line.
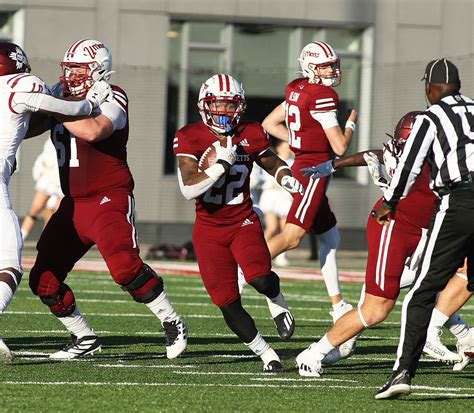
213, 136, 237, 169
363, 152, 389, 190
281, 175, 304, 195
301, 160, 335, 179
86, 80, 113, 109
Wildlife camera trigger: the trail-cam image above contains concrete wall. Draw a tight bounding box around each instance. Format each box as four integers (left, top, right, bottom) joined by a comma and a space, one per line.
1, 0, 472, 246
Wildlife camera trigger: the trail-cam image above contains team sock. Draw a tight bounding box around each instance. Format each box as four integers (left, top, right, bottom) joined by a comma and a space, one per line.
146, 291, 179, 324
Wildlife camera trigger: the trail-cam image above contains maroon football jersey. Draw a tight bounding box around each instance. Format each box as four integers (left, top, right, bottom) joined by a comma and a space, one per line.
395, 162, 437, 229
174, 120, 270, 225
51, 85, 134, 199
284, 78, 339, 162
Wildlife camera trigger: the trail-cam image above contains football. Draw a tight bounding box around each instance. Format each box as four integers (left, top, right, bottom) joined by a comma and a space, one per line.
198, 144, 218, 171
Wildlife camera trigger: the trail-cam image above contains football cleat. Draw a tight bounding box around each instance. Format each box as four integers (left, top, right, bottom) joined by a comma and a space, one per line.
453, 329, 474, 371
273, 311, 295, 340
0, 338, 13, 363
331, 301, 354, 324
163, 319, 188, 359
322, 335, 358, 366
263, 359, 284, 373
50, 335, 101, 360
296, 345, 324, 377
375, 370, 411, 400
423, 329, 462, 364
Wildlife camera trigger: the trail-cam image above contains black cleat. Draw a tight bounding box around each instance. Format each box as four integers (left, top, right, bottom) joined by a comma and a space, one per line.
50, 335, 101, 360
163, 319, 188, 359
375, 370, 411, 400
273, 311, 295, 340
263, 360, 284, 373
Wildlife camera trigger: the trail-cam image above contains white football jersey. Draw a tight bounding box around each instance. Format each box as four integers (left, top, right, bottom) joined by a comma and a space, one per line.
0, 73, 47, 182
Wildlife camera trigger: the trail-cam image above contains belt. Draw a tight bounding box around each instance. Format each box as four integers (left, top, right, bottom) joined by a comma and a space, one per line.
435, 172, 474, 196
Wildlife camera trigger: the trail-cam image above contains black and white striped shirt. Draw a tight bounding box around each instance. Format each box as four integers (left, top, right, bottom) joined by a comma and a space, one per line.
384, 92, 474, 204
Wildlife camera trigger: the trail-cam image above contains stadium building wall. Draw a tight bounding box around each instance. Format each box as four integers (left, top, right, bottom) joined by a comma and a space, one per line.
1, 0, 473, 249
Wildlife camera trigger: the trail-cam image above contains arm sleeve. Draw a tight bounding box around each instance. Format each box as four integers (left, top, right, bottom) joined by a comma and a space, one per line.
384, 116, 435, 205
177, 167, 217, 200
310, 110, 339, 129
95, 101, 127, 131
10, 92, 93, 116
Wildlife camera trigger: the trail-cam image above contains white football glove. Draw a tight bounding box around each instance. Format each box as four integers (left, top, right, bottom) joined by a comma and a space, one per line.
300, 160, 335, 179
363, 152, 389, 190
213, 136, 237, 168
281, 175, 304, 195
86, 80, 113, 109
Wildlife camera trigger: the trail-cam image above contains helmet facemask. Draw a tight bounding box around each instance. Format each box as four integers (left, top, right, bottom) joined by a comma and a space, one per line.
60, 62, 98, 96
199, 95, 246, 134
308, 60, 342, 86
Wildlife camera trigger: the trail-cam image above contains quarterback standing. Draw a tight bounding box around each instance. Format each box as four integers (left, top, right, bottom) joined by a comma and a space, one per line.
0, 41, 111, 362
27, 39, 187, 360
174, 74, 303, 371
262, 41, 358, 349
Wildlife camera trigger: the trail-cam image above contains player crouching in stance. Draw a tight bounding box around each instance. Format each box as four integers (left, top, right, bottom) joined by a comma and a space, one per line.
174, 74, 303, 372
0, 42, 111, 363
27, 39, 187, 360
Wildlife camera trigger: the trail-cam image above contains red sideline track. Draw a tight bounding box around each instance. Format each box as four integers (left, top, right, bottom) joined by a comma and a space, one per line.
22, 258, 365, 283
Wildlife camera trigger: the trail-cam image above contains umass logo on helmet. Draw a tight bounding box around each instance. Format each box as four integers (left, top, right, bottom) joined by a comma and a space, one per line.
9, 47, 28, 70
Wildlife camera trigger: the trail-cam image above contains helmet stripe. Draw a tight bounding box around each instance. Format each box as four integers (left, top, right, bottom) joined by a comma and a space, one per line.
68, 39, 88, 57
218, 74, 224, 92
315, 41, 333, 58
224, 74, 231, 92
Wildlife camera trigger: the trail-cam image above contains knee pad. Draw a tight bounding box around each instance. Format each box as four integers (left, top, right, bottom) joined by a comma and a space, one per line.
40, 283, 76, 317
29, 260, 64, 297
249, 271, 280, 298
120, 263, 164, 304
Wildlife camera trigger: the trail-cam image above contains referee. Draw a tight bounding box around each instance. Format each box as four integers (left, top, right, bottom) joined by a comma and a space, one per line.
373, 58, 474, 400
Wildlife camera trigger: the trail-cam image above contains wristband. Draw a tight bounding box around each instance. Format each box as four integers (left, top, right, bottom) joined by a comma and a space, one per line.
204, 163, 226, 181
274, 165, 291, 180
345, 120, 356, 132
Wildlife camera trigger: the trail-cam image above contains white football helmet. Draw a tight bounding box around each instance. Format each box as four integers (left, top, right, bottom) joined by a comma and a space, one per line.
198, 74, 246, 134
298, 42, 341, 87
60, 39, 112, 96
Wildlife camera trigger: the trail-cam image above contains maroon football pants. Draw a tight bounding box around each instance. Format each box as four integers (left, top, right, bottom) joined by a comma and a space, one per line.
29, 190, 143, 298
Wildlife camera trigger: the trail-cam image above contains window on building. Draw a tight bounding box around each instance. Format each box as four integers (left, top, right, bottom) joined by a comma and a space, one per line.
164, 21, 368, 179
0, 12, 14, 40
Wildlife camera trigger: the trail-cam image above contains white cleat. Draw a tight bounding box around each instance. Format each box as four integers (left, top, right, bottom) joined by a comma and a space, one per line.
163, 319, 188, 359
331, 302, 354, 324
296, 344, 324, 377
50, 335, 101, 360
453, 329, 474, 371
423, 330, 462, 364
0, 338, 13, 363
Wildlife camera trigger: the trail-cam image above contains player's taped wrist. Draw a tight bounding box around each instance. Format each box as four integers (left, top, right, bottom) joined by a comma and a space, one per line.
205, 162, 227, 181
274, 165, 291, 183
345, 120, 356, 132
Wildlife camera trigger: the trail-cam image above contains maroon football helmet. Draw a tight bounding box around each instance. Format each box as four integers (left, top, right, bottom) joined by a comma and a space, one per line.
0, 42, 31, 76
383, 111, 423, 176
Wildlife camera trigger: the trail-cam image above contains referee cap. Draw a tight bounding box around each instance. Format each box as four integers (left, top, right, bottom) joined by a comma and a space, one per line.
422, 58, 460, 84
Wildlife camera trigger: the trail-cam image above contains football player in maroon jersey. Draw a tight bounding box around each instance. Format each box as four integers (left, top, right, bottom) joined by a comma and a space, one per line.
174, 74, 304, 372
262, 41, 358, 353
295, 111, 473, 376
27, 39, 187, 360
